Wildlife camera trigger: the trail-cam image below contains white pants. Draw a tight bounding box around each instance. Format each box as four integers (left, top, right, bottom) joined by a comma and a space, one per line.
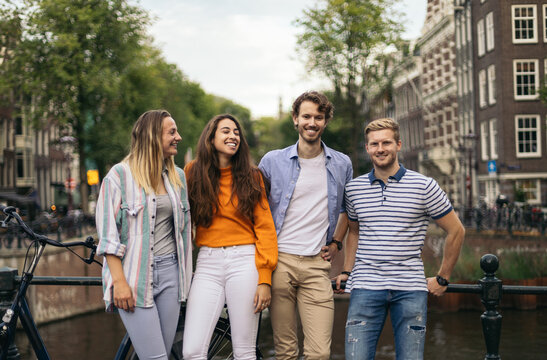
183, 245, 259, 360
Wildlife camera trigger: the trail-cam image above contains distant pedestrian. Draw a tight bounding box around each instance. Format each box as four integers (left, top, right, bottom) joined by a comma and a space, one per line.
96, 110, 192, 360
183, 114, 278, 360
335, 117, 465, 360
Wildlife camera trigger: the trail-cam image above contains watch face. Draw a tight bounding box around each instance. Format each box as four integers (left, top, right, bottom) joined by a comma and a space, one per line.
436, 275, 449, 286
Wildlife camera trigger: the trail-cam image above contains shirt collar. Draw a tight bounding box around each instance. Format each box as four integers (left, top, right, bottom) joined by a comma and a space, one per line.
368, 164, 406, 184
289, 140, 332, 159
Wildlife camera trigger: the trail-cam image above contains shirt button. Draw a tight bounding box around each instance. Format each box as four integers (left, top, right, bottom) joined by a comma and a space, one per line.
151, 231, 154, 234
152, 198, 156, 202
152, 215, 155, 219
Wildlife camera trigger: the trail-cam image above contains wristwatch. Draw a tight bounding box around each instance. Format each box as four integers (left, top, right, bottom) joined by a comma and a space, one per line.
436, 275, 449, 286
331, 239, 343, 250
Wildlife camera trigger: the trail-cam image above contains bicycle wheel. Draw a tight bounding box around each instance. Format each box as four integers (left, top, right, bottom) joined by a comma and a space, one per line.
207, 315, 232, 359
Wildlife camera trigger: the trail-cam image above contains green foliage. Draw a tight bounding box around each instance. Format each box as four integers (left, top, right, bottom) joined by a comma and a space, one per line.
1, 0, 251, 187
496, 250, 547, 280
424, 243, 547, 282
294, 0, 404, 173
253, 114, 295, 162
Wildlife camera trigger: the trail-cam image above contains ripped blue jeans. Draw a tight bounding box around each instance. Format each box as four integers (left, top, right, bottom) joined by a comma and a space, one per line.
345, 289, 427, 360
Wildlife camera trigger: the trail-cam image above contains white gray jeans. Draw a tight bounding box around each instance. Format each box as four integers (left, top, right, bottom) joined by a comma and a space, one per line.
119, 253, 180, 360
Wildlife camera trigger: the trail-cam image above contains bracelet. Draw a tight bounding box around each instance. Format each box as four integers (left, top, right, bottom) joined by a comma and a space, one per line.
341, 271, 351, 276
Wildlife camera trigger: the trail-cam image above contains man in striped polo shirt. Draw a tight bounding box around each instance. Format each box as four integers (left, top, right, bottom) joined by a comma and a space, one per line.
335, 118, 465, 360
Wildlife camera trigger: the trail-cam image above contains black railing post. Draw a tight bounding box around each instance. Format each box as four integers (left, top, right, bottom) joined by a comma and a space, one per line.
479, 254, 502, 360
0, 267, 22, 359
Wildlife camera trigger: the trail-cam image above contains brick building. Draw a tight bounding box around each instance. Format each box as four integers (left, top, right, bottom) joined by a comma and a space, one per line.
471, 0, 547, 205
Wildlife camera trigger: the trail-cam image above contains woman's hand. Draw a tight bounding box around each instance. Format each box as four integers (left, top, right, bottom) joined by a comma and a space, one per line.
113, 279, 136, 312
253, 283, 271, 314
105, 254, 136, 312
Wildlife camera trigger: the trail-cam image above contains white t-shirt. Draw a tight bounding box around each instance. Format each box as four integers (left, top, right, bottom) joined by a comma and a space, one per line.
277, 152, 329, 256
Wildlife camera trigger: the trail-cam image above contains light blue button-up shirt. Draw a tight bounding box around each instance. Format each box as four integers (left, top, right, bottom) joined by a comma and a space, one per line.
258, 141, 353, 245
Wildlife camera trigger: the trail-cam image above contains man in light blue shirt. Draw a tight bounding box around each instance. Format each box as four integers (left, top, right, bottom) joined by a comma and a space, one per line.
259, 91, 353, 359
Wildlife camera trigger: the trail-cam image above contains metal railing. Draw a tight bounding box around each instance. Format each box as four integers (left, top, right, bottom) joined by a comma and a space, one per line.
1, 254, 546, 360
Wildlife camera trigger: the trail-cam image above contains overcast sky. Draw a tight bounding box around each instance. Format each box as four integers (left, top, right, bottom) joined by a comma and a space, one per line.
137, 0, 427, 118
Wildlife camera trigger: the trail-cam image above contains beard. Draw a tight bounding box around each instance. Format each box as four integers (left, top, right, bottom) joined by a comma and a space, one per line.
297, 124, 324, 145
370, 153, 398, 170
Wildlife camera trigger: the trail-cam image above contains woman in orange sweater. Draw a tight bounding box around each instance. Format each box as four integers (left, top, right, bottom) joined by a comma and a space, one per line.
182, 114, 278, 359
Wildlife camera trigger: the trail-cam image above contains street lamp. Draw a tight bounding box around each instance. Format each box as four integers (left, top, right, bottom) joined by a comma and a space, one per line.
462, 132, 477, 224
57, 135, 77, 211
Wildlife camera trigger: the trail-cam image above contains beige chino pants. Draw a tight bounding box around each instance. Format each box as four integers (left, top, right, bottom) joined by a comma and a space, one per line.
270, 251, 334, 360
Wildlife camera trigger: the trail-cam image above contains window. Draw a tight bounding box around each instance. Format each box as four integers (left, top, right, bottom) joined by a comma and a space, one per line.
515, 179, 541, 204
512, 5, 537, 43
477, 19, 485, 56
544, 5, 547, 42
486, 12, 495, 51
480, 121, 489, 160
489, 119, 498, 159
15, 117, 23, 135
480, 119, 498, 160
513, 59, 539, 100
515, 115, 541, 157
479, 70, 487, 108
487, 65, 496, 105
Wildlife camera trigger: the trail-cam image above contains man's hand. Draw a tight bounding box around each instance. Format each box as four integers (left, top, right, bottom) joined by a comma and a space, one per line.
427, 277, 448, 296
332, 273, 348, 294
320, 242, 338, 261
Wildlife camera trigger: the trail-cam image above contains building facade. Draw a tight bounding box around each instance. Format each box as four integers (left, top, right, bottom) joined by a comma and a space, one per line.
393, 50, 424, 173
416, 0, 463, 209
472, 0, 547, 206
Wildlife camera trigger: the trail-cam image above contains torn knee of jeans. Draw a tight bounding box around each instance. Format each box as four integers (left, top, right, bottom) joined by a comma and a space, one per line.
346, 319, 366, 327
408, 325, 426, 334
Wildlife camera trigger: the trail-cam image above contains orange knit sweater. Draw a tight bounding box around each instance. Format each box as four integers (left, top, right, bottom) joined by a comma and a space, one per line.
185, 165, 278, 285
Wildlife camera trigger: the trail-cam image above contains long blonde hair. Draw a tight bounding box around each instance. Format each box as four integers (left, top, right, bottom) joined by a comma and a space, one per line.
124, 110, 182, 193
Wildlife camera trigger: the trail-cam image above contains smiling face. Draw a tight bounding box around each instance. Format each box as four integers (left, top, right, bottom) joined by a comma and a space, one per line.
293, 100, 327, 145
161, 116, 182, 159
212, 118, 240, 166
365, 129, 401, 171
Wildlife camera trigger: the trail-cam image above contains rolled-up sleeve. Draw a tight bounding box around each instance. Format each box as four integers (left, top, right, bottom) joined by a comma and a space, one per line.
96, 174, 126, 258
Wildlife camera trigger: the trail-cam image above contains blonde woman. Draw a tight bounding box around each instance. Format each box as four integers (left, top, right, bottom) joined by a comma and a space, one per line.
96, 110, 192, 360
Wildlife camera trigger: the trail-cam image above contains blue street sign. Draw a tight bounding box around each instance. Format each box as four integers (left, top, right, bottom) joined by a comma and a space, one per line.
487, 160, 497, 173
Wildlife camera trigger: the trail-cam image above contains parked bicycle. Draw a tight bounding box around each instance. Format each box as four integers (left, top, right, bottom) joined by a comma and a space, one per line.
0, 205, 261, 360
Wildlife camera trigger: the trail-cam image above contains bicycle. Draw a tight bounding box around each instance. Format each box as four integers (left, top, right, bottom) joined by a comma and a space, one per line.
0, 204, 262, 360
0, 204, 100, 360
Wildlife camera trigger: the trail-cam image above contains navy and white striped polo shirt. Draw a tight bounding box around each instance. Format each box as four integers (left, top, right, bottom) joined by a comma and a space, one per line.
345, 165, 453, 292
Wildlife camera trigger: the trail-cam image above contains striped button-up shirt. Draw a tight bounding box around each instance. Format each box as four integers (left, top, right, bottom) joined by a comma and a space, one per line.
96, 162, 192, 311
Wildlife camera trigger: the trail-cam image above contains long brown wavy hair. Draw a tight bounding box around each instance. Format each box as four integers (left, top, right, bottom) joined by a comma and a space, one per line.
187, 114, 264, 227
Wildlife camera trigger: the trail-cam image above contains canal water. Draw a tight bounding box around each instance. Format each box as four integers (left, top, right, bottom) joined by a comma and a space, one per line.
15, 299, 547, 359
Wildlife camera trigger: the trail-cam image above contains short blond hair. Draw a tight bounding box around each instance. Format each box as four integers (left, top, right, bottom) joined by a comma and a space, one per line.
365, 118, 400, 143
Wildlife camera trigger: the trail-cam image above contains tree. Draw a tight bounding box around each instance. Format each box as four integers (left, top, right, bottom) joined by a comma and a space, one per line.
19, 0, 150, 211
294, 0, 403, 173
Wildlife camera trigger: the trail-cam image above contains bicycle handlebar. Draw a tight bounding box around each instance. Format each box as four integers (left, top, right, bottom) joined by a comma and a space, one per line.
0, 205, 98, 265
